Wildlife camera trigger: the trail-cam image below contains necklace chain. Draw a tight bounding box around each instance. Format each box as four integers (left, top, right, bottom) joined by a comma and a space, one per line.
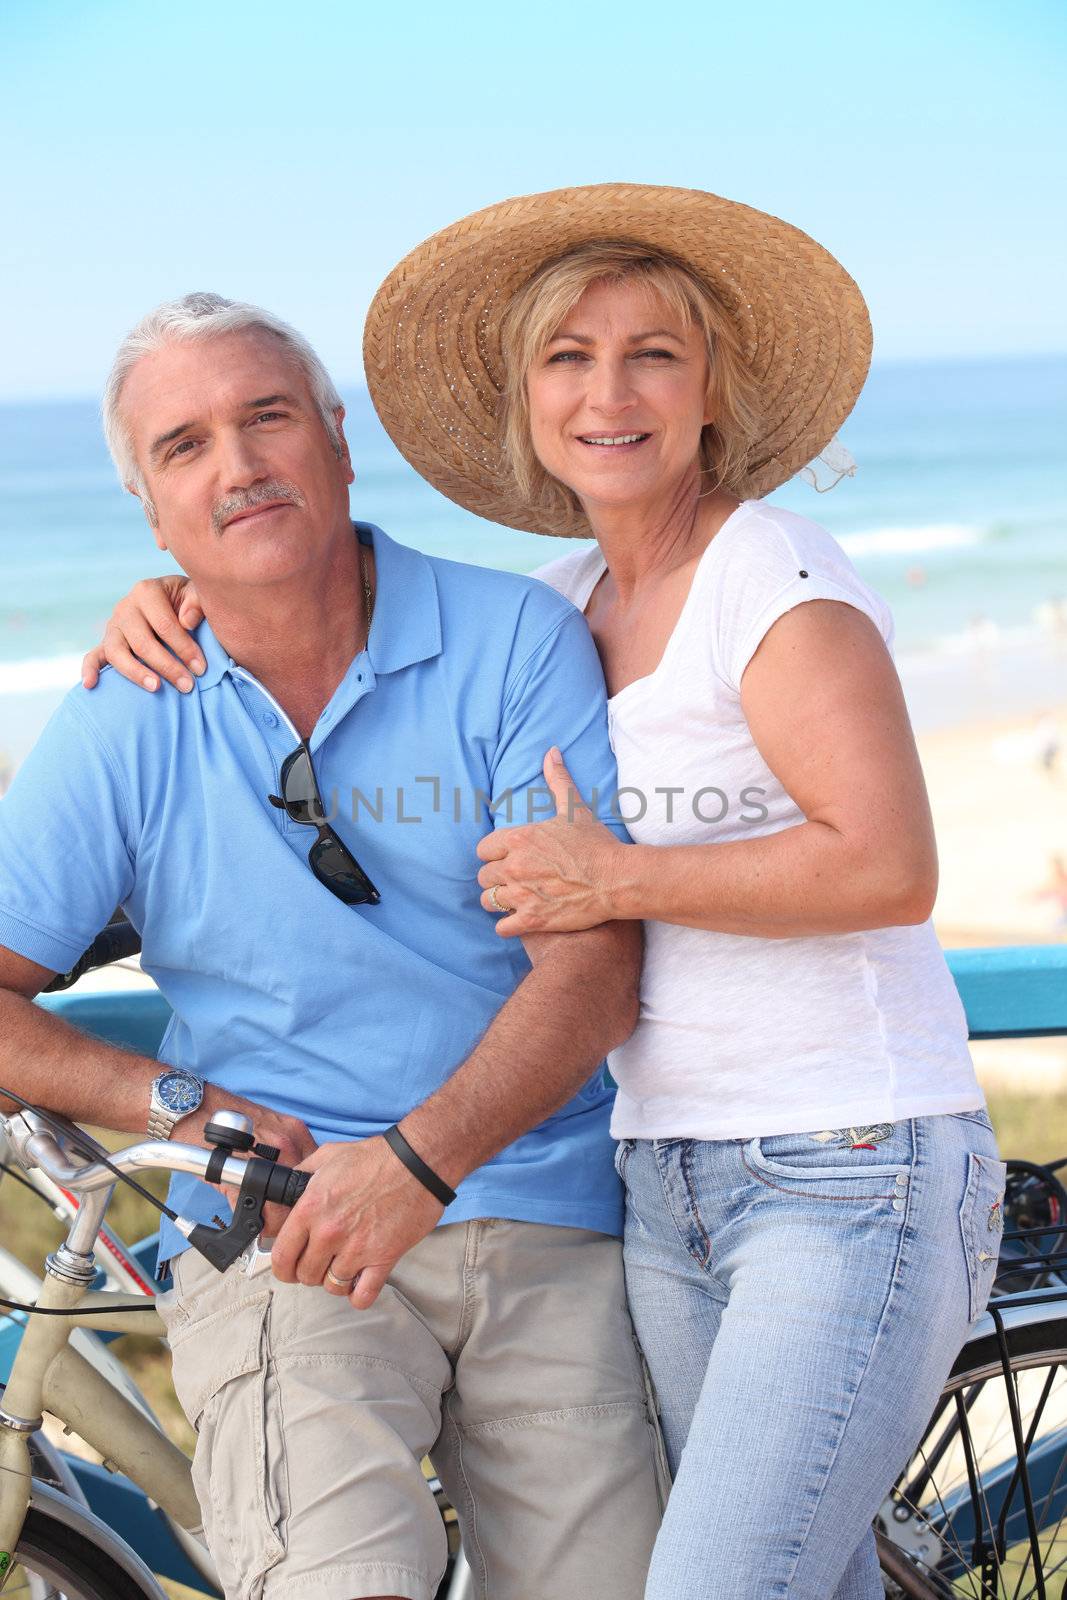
359, 543, 373, 642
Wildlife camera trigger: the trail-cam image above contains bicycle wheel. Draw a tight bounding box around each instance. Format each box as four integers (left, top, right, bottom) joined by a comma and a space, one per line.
1, 1505, 164, 1600
877, 1311, 1067, 1598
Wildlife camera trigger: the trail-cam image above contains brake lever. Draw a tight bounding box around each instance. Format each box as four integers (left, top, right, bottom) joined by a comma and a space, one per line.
188, 1153, 278, 1271
186, 1115, 310, 1272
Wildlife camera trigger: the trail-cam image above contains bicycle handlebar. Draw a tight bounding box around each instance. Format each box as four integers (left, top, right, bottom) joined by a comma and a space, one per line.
4, 1109, 312, 1270
13, 1114, 253, 1193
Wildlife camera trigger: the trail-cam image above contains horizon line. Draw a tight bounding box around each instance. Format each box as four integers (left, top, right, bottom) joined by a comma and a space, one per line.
1, 347, 1065, 410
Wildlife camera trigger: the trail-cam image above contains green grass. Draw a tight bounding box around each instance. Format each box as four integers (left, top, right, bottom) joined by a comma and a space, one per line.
983, 1090, 1067, 1166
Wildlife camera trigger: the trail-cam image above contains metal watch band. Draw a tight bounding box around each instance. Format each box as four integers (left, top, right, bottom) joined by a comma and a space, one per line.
382, 1124, 457, 1207
147, 1102, 181, 1141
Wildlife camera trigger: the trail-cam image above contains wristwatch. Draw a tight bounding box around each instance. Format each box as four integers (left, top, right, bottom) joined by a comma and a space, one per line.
148, 1069, 205, 1140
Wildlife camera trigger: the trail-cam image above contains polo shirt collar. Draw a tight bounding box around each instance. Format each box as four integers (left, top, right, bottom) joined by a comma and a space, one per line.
359, 522, 442, 675
192, 520, 442, 692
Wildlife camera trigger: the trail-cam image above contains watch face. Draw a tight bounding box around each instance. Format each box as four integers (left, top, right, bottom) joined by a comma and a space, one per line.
157, 1072, 202, 1114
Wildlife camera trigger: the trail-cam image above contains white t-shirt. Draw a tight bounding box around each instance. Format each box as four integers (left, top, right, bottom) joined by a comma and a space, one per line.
534, 498, 981, 1140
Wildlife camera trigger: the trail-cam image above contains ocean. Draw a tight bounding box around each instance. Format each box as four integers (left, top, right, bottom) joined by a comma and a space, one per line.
2, 353, 1066, 766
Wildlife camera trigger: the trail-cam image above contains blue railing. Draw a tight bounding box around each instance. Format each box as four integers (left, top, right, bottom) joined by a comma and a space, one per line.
34, 943, 1067, 1048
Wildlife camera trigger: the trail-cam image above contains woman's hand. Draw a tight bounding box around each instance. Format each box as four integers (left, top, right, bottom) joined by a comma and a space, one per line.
81, 575, 206, 693
475, 747, 629, 936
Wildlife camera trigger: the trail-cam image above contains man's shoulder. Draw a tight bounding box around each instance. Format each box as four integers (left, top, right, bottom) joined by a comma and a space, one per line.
424, 549, 581, 639
43, 663, 197, 786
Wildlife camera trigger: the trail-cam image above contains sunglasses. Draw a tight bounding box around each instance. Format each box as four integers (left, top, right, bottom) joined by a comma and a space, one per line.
268, 741, 381, 906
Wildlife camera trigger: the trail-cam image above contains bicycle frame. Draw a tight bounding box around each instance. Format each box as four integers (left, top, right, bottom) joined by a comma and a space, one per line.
0, 1222, 201, 1587
0, 1108, 265, 1589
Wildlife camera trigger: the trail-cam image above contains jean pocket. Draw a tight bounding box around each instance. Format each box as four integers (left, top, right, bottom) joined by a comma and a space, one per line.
947, 1107, 994, 1132
614, 1138, 635, 1180
744, 1123, 911, 1189
958, 1151, 1008, 1321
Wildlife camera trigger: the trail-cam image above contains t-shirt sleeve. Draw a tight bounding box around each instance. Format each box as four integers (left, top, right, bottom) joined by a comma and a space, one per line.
712, 519, 894, 693
489, 606, 629, 842
0, 694, 136, 972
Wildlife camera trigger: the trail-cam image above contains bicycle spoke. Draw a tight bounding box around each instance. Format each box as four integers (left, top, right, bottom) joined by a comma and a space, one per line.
881, 1352, 1067, 1600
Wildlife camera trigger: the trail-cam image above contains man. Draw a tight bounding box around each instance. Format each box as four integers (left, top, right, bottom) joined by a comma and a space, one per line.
0, 294, 664, 1600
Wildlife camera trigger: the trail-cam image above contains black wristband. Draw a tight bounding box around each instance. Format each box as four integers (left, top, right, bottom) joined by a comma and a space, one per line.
382, 1124, 457, 1207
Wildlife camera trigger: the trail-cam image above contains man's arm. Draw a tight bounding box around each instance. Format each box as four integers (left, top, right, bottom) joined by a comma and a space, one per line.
269, 916, 640, 1306
0, 946, 315, 1175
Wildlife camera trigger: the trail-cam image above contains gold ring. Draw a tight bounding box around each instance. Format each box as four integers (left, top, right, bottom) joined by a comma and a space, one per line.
489, 884, 515, 915
325, 1266, 355, 1291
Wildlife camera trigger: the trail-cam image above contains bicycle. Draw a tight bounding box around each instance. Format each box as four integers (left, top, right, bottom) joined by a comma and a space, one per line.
875, 1157, 1067, 1597
0, 920, 1063, 1597
0, 1099, 312, 1598
1, 921, 476, 1593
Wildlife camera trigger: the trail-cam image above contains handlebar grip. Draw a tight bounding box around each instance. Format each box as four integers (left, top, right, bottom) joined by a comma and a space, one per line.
283, 1169, 312, 1207
263, 1164, 312, 1208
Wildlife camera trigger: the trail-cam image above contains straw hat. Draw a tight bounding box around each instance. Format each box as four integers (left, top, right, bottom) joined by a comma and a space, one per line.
363, 183, 872, 538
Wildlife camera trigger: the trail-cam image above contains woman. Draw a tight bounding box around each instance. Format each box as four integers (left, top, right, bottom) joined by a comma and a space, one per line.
87, 185, 1003, 1599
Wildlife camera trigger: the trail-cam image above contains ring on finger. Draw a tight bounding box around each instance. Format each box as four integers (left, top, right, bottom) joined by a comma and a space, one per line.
325, 1265, 356, 1291
488, 884, 515, 915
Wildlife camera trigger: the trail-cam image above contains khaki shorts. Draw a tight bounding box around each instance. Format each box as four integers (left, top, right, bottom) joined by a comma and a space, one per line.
159, 1221, 667, 1600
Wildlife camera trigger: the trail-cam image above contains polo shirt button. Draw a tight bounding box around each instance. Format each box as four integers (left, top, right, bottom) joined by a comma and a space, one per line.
261, 712, 278, 728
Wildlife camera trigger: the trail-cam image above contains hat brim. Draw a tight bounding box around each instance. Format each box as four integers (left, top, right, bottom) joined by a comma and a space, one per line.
363, 183, 872, 538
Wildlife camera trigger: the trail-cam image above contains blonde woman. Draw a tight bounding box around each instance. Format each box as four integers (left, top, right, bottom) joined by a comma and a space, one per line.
86, 186, 1004, 1599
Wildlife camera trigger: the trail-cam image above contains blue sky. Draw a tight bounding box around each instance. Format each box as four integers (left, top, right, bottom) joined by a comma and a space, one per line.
3, 0, 1064, 399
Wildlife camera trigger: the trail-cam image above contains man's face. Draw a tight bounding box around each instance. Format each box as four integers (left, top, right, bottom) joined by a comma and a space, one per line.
122, 329, 354, 589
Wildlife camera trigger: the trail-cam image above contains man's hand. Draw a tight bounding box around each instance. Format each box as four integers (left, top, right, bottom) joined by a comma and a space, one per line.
174, 1084, 317, 1239
270, 1136, 445, 1310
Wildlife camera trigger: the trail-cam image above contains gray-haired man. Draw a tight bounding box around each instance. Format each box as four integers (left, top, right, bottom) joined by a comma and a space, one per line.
0, 294, 665, 1600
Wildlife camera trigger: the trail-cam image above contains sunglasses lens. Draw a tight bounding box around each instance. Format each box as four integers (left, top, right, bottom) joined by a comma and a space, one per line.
310, 830, 381, 906
280, 746, 324, 824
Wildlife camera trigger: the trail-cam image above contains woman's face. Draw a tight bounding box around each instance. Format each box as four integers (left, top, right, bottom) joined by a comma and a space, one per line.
525, 277, 712, 515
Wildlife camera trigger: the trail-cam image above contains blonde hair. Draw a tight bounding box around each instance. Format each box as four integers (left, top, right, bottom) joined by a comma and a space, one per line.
499, 242, 763, 529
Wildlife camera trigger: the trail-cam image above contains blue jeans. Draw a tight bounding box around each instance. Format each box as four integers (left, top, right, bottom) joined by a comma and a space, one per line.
619, 1111, 1005, 1599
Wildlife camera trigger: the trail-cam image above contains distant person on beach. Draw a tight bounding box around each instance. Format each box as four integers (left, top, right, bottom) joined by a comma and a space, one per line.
0, 293, 664, 1600
1035, 712, 1061, 777
88, 185, 1005, 1599
1035, 853, 1067, 931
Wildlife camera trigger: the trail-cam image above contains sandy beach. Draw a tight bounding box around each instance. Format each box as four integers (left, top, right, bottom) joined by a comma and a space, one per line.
916, 703, 1067, 1098
918, 704, 1067, 947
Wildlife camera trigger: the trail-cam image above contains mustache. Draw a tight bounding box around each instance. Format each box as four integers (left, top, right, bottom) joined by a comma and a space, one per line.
213, 480, 305, 535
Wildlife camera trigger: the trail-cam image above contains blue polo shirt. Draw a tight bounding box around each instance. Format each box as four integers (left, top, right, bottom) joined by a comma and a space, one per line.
0, 524, 629, 1260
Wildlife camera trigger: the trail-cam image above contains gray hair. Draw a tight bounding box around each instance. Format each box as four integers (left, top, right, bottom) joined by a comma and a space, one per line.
102, 291, 345, 520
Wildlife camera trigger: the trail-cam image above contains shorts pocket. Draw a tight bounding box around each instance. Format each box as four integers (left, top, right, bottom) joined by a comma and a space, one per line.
959, 1151, 1008, 1321
169, 1290, 288, 1599
630, 1332, 672, 1510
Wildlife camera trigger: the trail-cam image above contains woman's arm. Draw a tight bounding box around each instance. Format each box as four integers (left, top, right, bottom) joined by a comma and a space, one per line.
81, 575, 205, 692
477, 600, 938, 939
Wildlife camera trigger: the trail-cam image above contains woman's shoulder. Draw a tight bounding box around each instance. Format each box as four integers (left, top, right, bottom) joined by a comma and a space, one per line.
714, 499, 887, 616
700, 499, 895, 683
529, 542, 604, 608
721, 499, 858, 578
